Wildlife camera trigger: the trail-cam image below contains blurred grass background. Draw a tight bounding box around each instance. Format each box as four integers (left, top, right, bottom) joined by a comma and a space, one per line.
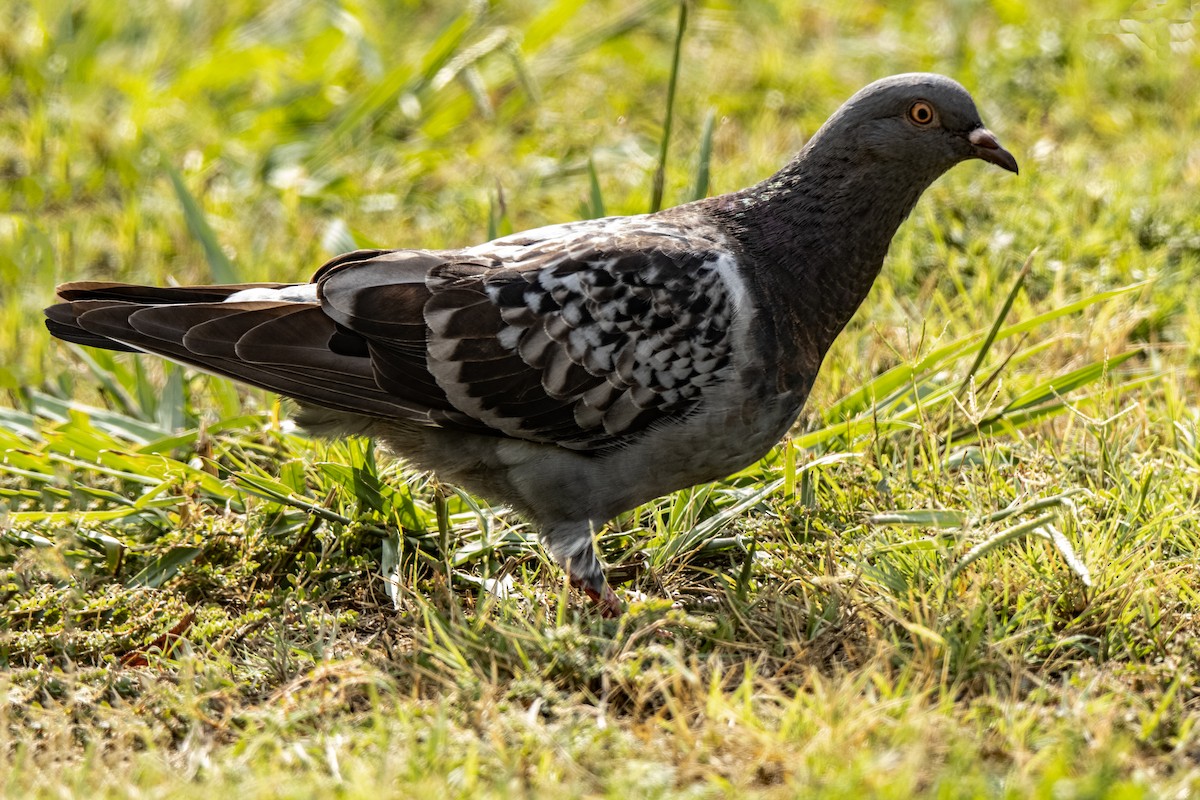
3, 0, 1200, 797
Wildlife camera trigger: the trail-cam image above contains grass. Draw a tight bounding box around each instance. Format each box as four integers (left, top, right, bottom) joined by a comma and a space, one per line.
3, 0, 1200, 796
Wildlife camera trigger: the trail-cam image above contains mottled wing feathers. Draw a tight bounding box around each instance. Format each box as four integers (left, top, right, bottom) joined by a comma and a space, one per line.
406, 227, 737, 448
47, 215, 741, 452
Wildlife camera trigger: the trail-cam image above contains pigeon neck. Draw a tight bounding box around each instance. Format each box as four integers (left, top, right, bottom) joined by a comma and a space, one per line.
710, 145, 943, 384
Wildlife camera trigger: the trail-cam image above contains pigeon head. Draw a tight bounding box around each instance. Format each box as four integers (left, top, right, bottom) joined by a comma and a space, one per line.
713, 73, 1019, 373
818, 72, 1018, 176
734, 72, 1019, 217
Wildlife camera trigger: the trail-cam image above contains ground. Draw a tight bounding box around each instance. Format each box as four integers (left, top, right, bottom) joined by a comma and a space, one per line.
3, 0, 1200, 797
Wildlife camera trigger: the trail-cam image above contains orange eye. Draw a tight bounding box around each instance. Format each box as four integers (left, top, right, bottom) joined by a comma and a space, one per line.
908, 101, 935, 126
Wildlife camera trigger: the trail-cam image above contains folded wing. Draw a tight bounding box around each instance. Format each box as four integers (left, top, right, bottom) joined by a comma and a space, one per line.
46, 216, 740, 451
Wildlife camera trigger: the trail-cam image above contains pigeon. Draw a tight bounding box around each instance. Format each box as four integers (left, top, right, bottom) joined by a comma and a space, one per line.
45, 73, 1017, 615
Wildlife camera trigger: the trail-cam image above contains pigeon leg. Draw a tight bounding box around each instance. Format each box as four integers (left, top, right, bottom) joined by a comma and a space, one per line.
542, 522, 622, 617
574, 577, 622, 618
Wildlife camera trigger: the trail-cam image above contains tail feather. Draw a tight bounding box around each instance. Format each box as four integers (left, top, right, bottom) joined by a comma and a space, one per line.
55, 281, 292, 304
44, 286, 439, 422
45, 301, 142, 352
44, 256, 499, 438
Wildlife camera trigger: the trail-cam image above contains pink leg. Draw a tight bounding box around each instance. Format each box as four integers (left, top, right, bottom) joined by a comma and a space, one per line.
579, 580, 622, 618
542, 521, 622, 617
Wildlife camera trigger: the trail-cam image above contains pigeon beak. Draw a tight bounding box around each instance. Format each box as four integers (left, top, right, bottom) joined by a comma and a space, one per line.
967, 128, 1019, 174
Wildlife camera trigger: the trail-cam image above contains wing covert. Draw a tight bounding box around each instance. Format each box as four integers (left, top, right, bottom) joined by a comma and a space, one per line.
406, 221, 740, 449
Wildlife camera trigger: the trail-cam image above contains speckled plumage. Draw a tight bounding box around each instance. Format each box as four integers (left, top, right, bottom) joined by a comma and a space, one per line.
45, 73, 1017, 614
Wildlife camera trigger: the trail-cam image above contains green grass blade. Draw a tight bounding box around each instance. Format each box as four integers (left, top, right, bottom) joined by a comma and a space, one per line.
127, 547, 203, 588
519, 0, 589, 52
689, 107, 715, 201
958, 248, 1036, 395
649, 0, 687, 213
488, 187, 513, 240
991, 350, 1141, 417
586, 157, 606, 219
164, 161, 240, 284
554, 0, 675, 59
155, 364, 187, 432
869, 510, 969, 528
26, 392, 173, 443
822, 281, 1145, 423
64, 346, 147, 421
948, 512, 1057, 584
652, 478, 783, 567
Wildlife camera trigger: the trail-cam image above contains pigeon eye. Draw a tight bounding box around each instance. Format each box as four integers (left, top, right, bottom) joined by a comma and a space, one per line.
908, 101, 936, 126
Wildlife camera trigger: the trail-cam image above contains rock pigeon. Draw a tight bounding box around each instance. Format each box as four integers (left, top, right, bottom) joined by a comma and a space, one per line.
45, 73, 1017, 615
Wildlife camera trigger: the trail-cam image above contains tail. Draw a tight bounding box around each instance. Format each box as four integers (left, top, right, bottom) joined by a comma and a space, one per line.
44, 280, 434, 420
45, 281, 292, 352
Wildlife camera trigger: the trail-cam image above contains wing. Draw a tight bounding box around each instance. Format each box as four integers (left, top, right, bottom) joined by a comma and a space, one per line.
46, 215, 743, 452
324, 216, 741, 450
